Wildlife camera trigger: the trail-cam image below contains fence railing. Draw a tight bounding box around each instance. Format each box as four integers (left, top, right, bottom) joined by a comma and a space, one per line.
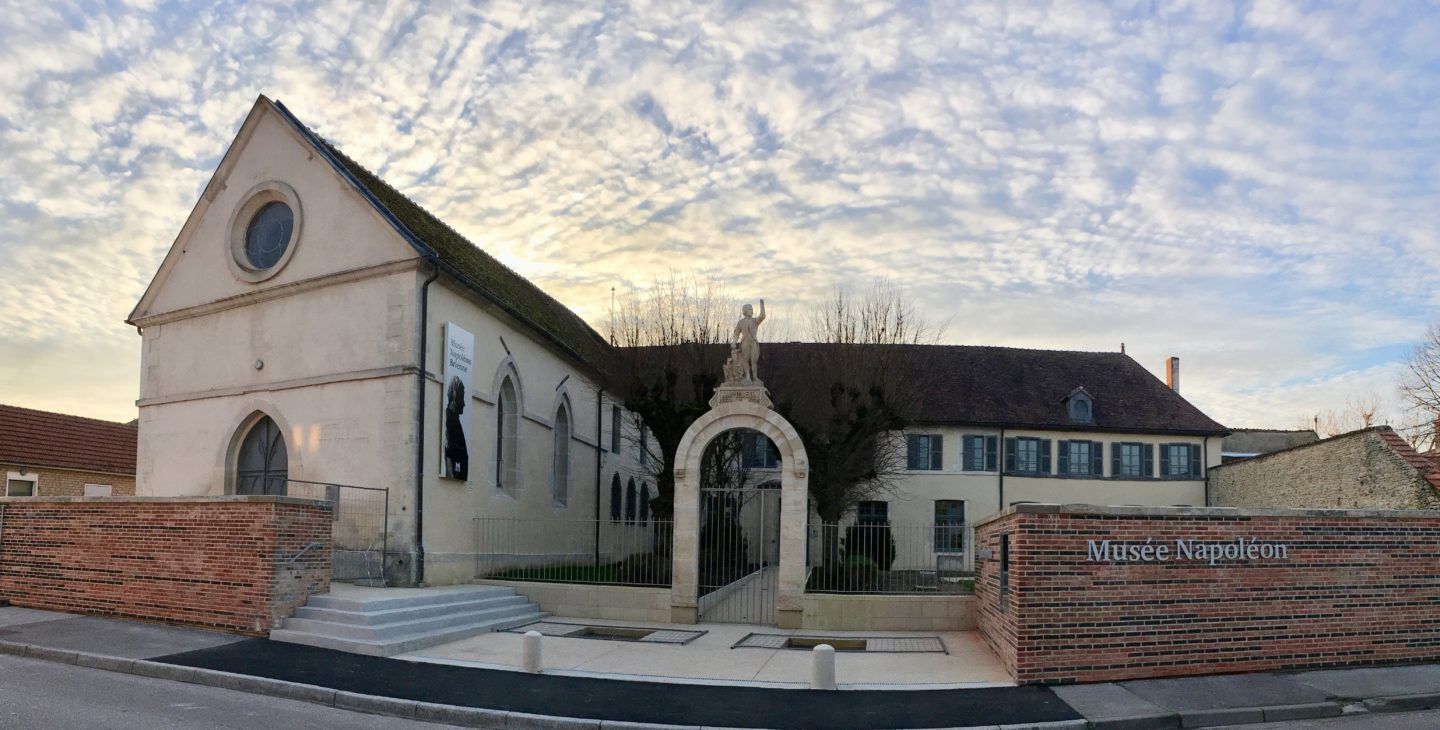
806, 521, 974, 594
285, 480, 389, 586
474, 517, 673, 587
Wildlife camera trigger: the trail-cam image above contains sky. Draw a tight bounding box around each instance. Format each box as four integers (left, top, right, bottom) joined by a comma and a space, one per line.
1, 0, 1438, 432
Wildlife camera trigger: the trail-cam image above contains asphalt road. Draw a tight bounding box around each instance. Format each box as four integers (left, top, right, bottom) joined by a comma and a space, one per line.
1243, 709, 1440, 728
0, 654, 458, 730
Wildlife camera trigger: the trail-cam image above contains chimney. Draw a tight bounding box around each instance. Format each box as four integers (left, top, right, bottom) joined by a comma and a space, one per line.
1165, 356, 1180, 393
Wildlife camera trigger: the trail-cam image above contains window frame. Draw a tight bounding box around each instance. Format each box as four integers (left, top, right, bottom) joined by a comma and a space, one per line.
1161, 442, 1203, 479
741, 431, 780, 470
495, 376, 520, 497
906, 433, 944, 471
551, 402, 571, 507
610, 405, 622, 453
933, 499, 966, 554
856, 500, 889, 525
226, 180, 302, 283
5, 472, 38, 497
1006, 436, 1051, 475
961, 434, 999, 472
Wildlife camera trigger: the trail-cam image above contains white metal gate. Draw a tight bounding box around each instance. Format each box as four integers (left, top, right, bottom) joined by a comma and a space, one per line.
697, 485, 781, 624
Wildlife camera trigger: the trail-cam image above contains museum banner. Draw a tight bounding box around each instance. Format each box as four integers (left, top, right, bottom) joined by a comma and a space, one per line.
440, 322, 474, 482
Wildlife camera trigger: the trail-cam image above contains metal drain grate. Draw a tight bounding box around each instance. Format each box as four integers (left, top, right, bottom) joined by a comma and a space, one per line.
505, 620, 706, 645
732, 633, 947, 653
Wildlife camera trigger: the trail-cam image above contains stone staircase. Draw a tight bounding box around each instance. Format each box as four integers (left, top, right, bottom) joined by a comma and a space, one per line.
270, 584, 545, 656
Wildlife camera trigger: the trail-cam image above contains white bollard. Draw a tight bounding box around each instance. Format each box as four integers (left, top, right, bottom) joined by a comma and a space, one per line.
522, 630, 543, 673
811, 643, 836, 690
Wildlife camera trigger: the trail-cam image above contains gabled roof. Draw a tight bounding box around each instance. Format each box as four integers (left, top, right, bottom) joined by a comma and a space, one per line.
268, 99, 612, 369
620, 343, 1229, 435
0, 404, 137, 475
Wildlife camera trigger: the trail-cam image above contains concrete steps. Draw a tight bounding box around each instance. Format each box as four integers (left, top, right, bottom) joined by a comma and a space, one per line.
270, 585, 544, 657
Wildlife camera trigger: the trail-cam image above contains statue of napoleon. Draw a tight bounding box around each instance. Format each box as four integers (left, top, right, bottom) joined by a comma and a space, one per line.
725, 299, 766, 384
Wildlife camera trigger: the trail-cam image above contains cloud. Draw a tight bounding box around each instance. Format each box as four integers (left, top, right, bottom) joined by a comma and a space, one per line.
1, 0, 1438, 430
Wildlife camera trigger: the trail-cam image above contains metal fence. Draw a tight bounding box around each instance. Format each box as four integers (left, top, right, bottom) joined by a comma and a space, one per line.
806, 521, 975, 594
285, 480, 389, 586
474, 516, 673, 587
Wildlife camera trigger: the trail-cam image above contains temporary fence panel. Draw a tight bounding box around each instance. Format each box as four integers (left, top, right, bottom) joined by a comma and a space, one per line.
285, 480, 389, 586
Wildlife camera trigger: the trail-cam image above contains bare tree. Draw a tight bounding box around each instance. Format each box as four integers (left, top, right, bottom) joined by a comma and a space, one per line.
1301, 391, 1390, 439
1400, 324, 1440, 451
606, 271, 734, 522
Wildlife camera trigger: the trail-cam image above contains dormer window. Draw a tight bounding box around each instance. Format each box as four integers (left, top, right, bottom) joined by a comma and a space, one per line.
1064, 387, 1094, 423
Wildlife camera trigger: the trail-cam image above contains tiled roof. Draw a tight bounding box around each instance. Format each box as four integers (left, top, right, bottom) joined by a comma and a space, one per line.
619, 343, 1229, 435
270, 101, 613, 369
0, 404, 137, 475
1376, 428, 1440, 493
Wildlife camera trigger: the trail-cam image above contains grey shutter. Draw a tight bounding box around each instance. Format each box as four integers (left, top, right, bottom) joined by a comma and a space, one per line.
1111, 443, 1121, 477
985, 436, 999, 472
930, 435, 943, 470
1057, 440, 1070, 474
907, 435, 922, 470
960, 436, 973, 470
1159, 444, 1171, 477
1143, 444, 1155, 477
1004, 438, 1017, 472
1092, 442, 1104, 476
1039, 439, 1052, 473
1190, 444, 1203, 477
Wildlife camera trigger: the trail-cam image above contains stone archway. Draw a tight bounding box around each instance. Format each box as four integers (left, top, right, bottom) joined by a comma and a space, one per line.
671, 399, 809, 628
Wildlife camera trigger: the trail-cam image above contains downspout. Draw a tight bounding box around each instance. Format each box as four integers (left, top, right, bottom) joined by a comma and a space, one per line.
414, 263, 441, 586
997, 427, 1006, 512
594, 390, 604, 571
1203, 436, 1211, 506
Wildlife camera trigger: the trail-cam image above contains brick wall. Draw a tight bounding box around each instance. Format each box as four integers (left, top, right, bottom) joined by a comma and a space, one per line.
0, 496, 330, 634
976, 504, 1440, 684
3, 464, 136, 497
1210, 427, 1440, 510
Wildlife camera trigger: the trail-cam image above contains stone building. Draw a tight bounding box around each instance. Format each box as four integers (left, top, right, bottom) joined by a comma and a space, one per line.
1220, 428, 1319, 463
1210, 426, 1440, 510
128, 96, 1230, 588
0, 404, 137, 497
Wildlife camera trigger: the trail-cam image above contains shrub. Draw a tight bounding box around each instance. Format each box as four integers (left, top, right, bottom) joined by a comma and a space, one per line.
842, 522, 896, 570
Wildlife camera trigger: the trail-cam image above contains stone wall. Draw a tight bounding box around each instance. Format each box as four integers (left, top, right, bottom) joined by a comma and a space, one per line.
3, 465, 136, 497
0, 496, 330, 634
801, 593, 976, 631
976, 503, 1440, 684
479, 579, 672, 623
1210, 427, 1440, 510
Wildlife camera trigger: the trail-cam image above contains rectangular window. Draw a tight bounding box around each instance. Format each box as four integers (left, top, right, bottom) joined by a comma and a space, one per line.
962, 435, 999, 472
934, 500, 965, 553
906, 434, 943, 471
83, 484, 112, 497
1059, 440, 1093, 475
611, 405, 622, 453
5, 475, 36, 497
1114, 442, 1148, 477
1161, 443, 1202, 478
741, 432, 779, 469
1005, 437, 1050, 474
857, 500, 888, 525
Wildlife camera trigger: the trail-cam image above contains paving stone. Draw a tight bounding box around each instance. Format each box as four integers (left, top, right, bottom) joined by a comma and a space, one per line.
1052, 683, 1170, 720
506, 711, 602, 729
414, 701, 510, 728
1291, 665, 1440, 700
333, 689, 418, 718
1119, 674, 1329, 712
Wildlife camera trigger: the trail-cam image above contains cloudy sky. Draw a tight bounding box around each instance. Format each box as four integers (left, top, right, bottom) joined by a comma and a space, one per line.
2, 1, 1438, 432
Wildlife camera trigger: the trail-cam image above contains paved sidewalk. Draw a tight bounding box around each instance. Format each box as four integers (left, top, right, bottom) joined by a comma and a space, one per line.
7, 607, 1440, 728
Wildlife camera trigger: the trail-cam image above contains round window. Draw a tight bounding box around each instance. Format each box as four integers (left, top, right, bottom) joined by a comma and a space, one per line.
227, 181, 301, 283
244, 201, 294, 269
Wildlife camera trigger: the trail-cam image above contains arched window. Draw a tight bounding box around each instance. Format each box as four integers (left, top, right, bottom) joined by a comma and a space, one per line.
496, 376, 519, 496
551, 402, 570, 507
639, 482, 651, 524
235, 416, 287, 496
625, 478, 637, 524
609, 473, 622, 522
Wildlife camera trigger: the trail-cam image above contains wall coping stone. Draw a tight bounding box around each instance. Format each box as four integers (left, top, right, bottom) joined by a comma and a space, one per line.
0, 495, 328, 506
973, 501, 1440, 528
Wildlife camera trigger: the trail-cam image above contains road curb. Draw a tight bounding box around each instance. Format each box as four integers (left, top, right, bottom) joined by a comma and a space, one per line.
3, 638, 1435, 729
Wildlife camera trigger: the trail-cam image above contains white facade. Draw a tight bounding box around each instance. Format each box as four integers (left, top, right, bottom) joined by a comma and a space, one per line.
129, 97, 1225, 588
